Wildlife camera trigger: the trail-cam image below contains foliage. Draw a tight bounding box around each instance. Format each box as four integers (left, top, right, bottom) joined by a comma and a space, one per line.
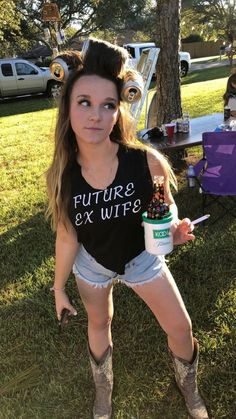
182, 33, 204, 43
181, 5, 218, 41
0, 1, 20, 40
192, 0, 236, 42
1, 0, 154, 57
0, 0, 28, 57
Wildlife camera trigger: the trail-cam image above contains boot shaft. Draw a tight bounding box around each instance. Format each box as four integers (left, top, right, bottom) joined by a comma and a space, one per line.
169, 338, 209, 419
88, 345, 113, 419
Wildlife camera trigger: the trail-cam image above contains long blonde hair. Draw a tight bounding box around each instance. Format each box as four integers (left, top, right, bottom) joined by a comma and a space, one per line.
46, 40, 177, 230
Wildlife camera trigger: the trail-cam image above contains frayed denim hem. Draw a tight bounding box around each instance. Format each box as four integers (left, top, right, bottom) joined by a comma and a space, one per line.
74, 265, 167, 289
74, 274, 115, 289
123, 267, 166, 288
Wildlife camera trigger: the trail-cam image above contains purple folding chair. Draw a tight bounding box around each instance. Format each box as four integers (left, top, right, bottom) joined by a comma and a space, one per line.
193, 131, 236, 223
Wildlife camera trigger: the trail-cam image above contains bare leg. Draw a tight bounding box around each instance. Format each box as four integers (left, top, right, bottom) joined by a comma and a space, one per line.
76, 277, 114, 361
132, 264, 194, 362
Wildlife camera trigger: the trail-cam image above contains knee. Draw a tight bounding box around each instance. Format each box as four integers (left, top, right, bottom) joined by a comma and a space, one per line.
88, 315, 113, 331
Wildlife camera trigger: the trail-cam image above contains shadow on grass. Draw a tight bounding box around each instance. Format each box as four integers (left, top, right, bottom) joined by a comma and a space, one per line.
0, 210, 54, 287
182, 65, 231, 85
0, 95, 57, 117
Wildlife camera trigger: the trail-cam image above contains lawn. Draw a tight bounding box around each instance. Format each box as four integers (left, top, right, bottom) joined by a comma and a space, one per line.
0, 68, 235, 419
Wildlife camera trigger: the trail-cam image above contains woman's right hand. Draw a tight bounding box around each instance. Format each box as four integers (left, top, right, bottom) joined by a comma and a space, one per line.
54, 289, 77, 321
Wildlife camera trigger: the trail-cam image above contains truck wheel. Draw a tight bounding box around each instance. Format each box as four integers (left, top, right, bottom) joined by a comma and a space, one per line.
47, 81, 62, 98
180, 61, 188, 77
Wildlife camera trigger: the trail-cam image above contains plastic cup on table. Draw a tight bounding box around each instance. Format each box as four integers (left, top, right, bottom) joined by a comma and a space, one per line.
164, 123, 176, 143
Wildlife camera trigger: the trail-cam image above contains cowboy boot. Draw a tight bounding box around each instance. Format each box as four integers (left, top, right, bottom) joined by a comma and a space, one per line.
88, 345, 113, 419
169, 338, 209, 419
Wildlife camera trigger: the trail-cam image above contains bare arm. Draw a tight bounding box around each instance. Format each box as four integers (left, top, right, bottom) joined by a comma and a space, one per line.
52, 219, 79, 319
54, 220, 79, 290
146, 149, 195, 245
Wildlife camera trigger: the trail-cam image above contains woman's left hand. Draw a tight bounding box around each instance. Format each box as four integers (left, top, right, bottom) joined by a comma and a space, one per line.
172, 218, 195, 245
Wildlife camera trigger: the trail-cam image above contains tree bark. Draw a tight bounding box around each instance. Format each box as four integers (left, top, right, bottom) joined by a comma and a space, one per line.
155, 0, 182, 126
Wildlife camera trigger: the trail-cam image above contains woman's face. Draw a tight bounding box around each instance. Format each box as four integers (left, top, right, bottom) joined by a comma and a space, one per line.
231, 81, 236, 90
69, 75, 119, 147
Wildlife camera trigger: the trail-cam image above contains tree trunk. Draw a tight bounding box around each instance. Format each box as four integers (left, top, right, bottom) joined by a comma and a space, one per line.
155, 0, 182, 126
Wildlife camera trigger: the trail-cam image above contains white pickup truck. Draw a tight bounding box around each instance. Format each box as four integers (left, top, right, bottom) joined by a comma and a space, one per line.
0, 58, 62, 99
123, 42, 191, 77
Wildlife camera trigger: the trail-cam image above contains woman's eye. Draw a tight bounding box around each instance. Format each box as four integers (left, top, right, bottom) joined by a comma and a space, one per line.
104, 102, 116, 110
78, 99, 90, 107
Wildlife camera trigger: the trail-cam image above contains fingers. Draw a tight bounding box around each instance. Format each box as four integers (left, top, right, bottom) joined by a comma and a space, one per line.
68, 304, 78, 317
181, 217, 194, 230
173, 218, 196, 245
57, 304, 77, 321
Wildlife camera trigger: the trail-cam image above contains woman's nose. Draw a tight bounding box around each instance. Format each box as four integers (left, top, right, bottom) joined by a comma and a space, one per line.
89, 106, 101, 121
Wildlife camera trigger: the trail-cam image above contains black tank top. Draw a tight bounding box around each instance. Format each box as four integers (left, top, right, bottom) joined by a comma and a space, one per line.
69, 144, 153, 274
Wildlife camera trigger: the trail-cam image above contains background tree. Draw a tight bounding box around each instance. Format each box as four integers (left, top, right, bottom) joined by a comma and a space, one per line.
155, 0, 182, 125
192, 0, 236, 43
0, 0, 154, 57
0, 0, 25, 56
181, 7, 217, 41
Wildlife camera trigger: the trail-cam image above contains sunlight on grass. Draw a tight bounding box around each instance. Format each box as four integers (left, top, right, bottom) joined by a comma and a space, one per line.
182, 77, 227, 117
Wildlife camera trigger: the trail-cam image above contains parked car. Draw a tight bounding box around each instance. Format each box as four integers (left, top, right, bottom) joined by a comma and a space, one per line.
123, 42, 191, 77
0, 58, 62, 99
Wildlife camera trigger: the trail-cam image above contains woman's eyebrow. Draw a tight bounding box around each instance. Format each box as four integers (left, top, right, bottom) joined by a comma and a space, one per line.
104, 97, 118, 103
76, 94, 90, 99
76, 94, 118, 103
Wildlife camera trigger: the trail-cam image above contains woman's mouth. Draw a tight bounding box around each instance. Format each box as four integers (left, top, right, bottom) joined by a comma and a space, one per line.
85, 127, 103, 131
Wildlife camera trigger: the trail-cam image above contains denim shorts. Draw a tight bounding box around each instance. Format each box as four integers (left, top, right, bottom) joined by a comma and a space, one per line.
72, 245, 166, 288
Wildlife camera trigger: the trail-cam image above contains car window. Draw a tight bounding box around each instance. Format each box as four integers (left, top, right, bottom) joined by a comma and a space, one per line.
139, 46, 154, 55
125, 46, 135, 58
1, 63, 13, 76
16, 63, 38, 76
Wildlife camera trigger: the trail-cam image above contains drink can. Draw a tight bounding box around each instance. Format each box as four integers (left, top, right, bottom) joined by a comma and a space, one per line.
182, 120, 189, 133
52, 47, 59, 58
121, 80, 143, 103
142, 211, 174, 255
44, 27, 50, 41
224, 105, 231, 121
177, 118, 183, 132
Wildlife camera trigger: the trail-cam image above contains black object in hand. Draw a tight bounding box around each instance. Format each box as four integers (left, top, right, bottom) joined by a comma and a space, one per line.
59, 308, 70, 327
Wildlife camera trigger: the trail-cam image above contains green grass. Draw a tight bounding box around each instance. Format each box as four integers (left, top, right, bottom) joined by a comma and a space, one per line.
182, 64, 232, 85
181, 77, 226, 117
0, 70, 236, 419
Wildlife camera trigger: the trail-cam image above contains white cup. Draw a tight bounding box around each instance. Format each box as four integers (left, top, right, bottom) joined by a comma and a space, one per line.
142, 211, 174, 255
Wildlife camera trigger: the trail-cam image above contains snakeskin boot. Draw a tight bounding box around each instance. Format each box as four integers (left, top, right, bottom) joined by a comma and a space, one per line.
169, 338, 209, 419
88, 345, 113, 419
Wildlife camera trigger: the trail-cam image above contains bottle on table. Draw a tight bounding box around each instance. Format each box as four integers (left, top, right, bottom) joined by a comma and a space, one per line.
187, 164, 195, 188
224, 105, 231, 121
182, 112, 190, 133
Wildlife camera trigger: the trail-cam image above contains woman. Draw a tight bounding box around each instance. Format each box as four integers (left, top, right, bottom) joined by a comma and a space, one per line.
46, 38, 208, 419
223, 71, 236, 117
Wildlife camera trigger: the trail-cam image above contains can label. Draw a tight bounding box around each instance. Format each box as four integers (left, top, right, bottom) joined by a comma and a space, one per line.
177, 120, 183, 132
153, 228, 170, 239
224, 107, 231, 121
182, 120, 189, 133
